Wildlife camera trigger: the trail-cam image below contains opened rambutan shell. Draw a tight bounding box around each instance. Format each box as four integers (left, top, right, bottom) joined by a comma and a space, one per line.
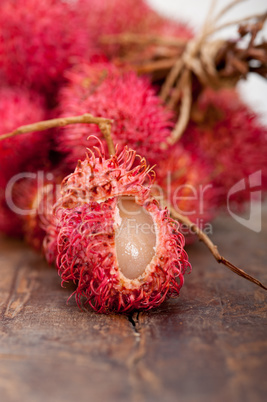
44, 144, 191, 313
56, 62, 174, 167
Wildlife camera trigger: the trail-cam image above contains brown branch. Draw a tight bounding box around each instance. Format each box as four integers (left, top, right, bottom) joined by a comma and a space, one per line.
168, 70, 192, 144
133, 57, 178, 75
160, 57, 184, 102
101, 33, 187, 47
98, 121, 115, 155
0, 113, 115, 156
169, 206, 267, 291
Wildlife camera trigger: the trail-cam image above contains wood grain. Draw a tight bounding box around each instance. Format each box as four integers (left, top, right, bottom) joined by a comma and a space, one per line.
0, 206, 266, 402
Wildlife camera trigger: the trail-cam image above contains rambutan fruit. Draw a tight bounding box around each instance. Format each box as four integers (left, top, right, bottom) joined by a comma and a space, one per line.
22, 171, 61, 251
182, 88, 267, 209
0, 87, 49, 188
44, 143, 191, 313
0, 170, 43, 238
0, 0, 89, 97
56, 62, 174, 168
154, 144, 218, 234
75, 0, 193, 58
0, 87, 52, 237
0, 164, 61, 245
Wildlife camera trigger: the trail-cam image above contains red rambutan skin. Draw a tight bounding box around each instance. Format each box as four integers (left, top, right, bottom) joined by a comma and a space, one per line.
0, 0, 90, 96
56, 62, 174, 167
44, 144, 191, 313
182, 88, 267, 209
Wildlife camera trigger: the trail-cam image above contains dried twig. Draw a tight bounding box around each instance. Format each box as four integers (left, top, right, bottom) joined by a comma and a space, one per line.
101, 33, 187, 47
169, 206, 267, 291
0, 113, 115, 156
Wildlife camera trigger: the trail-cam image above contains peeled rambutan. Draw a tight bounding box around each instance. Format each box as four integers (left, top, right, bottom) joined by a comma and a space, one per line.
182, 88, 267, 209
44, 143, 191, 313
56, 62, 174, 167
0, 0, 89, 96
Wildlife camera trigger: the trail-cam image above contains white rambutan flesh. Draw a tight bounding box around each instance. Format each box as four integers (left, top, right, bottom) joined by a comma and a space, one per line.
115, 197, 156, 280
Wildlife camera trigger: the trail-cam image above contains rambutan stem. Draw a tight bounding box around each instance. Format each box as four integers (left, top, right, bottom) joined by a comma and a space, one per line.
101, 33, 187, 47
169, 206, 267, 291
98, 121, 115, 155
133, 58, 178, 75
0, 113, 115, 156
167, 69, 192, 144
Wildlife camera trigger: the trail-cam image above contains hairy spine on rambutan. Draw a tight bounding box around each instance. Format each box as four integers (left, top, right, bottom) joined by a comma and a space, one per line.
44, 144, 191, 313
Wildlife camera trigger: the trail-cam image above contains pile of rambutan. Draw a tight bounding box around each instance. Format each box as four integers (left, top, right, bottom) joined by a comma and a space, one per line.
0, 0, 266, 313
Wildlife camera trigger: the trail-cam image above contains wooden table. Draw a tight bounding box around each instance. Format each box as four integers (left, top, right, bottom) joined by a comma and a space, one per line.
0, 206, 266, 402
